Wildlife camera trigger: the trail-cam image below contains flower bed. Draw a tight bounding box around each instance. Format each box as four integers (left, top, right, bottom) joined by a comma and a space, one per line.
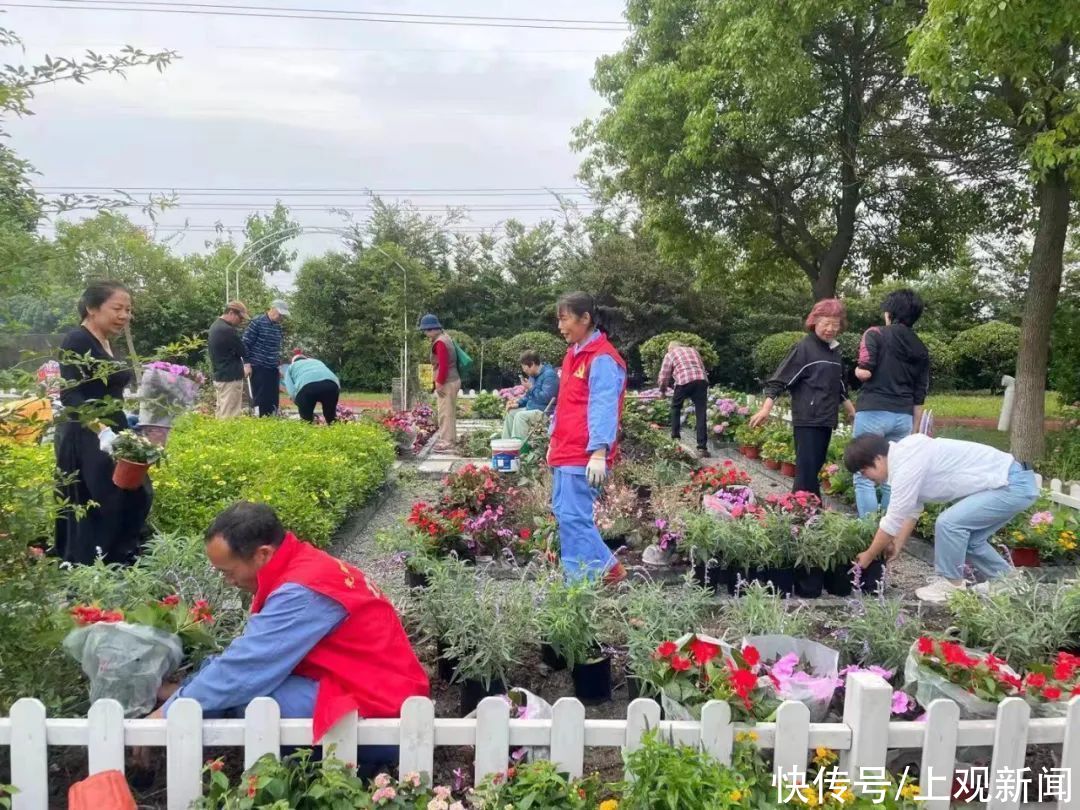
153, 415, 395, 547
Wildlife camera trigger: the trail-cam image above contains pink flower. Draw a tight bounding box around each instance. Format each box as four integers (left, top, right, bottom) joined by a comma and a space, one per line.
373, 773, 391, 789
1030, 511, 1055, 526
372, 787, 397, 803
891, 690, 914, 715
771, 652, 800, 679
404, 772, 422, 787
434, 786, 452, 799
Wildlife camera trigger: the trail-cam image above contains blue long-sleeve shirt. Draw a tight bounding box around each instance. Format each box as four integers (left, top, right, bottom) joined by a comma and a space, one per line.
242, 314, 284, 370
283, 358, 340, 400
518, 363, 559, 412
551, 331, 625, 474
162, 584, 346, 718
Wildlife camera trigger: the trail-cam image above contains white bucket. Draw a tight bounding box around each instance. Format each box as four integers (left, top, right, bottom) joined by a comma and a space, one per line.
490, 438, 523, 473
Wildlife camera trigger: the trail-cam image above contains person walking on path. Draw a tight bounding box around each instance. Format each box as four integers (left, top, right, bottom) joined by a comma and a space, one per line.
54, 281, 152, 565
844, 433, 1037, 603
749, 298, 856, 496
852, 289, 931, 516
548, 292, 628, 584
283, 351, 341, 424
658, 341, 711, 458
501, 350, 559, 441
208, 300, 250, 419
243, 300, 288, 417
420, 314, 460, 453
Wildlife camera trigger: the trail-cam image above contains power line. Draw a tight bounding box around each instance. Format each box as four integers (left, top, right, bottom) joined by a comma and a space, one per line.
99, 203, 598, 211
40, 42, 612, 53
0, 1, 629, 30
39, 186, 592, 197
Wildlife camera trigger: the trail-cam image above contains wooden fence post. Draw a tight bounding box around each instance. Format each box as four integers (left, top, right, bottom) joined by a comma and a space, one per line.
166, 698, 203, 810
475, 697, 509, 785
398, 697, 435, 781
243, 698, 281, 769
841, 673, 892, 792
549, 698, 585, 778
10, 698, 47, 810
87, 699, 126, 776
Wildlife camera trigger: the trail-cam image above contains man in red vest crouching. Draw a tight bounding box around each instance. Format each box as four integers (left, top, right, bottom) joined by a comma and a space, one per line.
152, 502, 429, 753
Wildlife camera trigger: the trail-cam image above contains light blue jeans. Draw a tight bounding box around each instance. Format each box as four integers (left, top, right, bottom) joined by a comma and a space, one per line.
933, 462, 1039, 580
552, 467, 617, 582
853, 410, 914, 517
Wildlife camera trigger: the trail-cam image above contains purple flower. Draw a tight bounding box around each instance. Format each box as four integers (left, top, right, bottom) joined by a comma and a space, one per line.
891, 690, 914, 715
1030, 511, 1054, 526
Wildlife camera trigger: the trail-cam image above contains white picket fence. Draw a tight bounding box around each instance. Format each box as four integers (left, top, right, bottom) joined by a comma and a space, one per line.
1034, 476, 1080, 512
4, 674, 1080, 810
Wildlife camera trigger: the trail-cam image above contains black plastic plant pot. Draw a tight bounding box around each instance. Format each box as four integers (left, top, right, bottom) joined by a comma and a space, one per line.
603, 534, 628, 551
795, 567, 824, 598
636, 485, 653, 503
857, 559, 885, 594
572, 657, 613, 704
405, 568, 430, 590
436, 640, 459, 683
541, 642, 568, 671
459, 677, 506, 716
824, 565, 854, 597
692, 560, 724, 592
756, 567, 795, 595
727, 567, 755, 596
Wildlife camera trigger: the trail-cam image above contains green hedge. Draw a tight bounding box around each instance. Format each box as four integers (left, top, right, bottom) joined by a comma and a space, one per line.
918, 332, 956, 391
950, 321, 1020, 392
153, 416, 395, 547
639, 332, 720, 382
752, 332, 805, 379
493, 331, 567, 375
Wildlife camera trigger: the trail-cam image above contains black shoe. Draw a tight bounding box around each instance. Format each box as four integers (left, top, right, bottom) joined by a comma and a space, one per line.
698, 447, 711, 458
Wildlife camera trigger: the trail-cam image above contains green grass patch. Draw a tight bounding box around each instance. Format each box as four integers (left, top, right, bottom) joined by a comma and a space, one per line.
925, 391, 1063, 420
338, 391, 391, 403
153, 415, 395, 546
933, 424, 1012, 451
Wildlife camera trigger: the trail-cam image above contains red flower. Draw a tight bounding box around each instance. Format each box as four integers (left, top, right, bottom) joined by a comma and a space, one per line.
247, 776, 258, 798
506, 767, 517, 780
741, 645, 760, 668
1044, 687, 1063, 701
1027, 673, 1047, 689
160, 594, 181, 607
655, 641, 678, 659
730, 668, 758, 697
1000, 673, 1023, 690
940, 642, 975, 668
190, 600, 214, 624
670, 655, 693, 672
689, 639, 721, 665
207, 758, 224, 772
102, 610, 124, 622
519, 529, 532, 540
916, 637, 935, 656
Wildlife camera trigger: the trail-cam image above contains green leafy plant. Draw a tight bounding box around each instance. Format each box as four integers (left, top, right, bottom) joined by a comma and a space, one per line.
733, 422, 766, 448
456, 429, 494, 458
798, 511, 863, 572
470, 391, 505, 419
470, 761, 602, 810
538, 576, 614, 669
831, 594, 923, 673
110, 429, 165, 464
720, 581, 811, 638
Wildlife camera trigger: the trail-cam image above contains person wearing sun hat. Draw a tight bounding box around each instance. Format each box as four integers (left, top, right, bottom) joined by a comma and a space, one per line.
243, 300, 289, 417
419, 313, 460, 452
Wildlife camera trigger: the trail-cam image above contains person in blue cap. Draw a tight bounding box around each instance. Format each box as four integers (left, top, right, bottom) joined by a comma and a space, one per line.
419, 314, 459, 452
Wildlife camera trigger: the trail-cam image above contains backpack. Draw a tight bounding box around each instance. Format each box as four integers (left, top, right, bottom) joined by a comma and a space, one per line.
453, 340, 474, 372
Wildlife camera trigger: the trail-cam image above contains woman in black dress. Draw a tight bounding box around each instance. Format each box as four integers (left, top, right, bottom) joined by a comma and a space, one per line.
54, 281, 153, 565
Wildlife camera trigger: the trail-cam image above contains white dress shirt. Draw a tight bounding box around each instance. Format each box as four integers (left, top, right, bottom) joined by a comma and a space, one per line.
880, 434, 1016, 536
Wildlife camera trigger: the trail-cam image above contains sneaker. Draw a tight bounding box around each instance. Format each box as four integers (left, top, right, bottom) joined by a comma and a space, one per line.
603, 562, 628, 587
642, 544, 672, 567
915, 577, 967, 604
698, 447, 711, 459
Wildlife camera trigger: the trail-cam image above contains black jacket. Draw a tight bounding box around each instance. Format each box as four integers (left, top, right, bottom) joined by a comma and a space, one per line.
763, 333, 848, 428
855, 323, 930, 414
208, 318, 245, 382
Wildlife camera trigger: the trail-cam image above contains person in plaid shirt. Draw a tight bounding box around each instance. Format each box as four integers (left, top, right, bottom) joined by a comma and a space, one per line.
658, 341, 711, 458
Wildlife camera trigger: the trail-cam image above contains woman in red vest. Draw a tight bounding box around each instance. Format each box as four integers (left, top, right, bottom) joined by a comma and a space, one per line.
548, 292, 628, 584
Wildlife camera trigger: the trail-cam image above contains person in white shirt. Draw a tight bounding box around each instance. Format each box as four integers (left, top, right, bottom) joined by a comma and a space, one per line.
843, 432, 1038, 603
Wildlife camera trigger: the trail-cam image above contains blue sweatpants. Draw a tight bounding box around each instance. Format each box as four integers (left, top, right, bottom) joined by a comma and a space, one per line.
552, 467, 616, 582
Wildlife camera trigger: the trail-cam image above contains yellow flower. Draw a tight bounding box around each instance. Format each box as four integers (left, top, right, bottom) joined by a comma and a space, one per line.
900, 784, 920, 800
599, 801, 619, 810
729, 790, 743, 803
813, 747, 838, 766
735, 731, 759, 743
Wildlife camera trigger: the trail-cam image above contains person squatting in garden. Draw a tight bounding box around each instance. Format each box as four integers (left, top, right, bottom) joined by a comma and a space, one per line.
242, 299, 289, 417
749, 298, 856, 496
54, 280, 153, 565
547, 292, 628, 585
282, 350, 341, 424
419, 313, 460, 453
658, 340, 711, 458
844, 433, 1038, 604
851, 289, 931, 517
150, 502, 429, 764
501, 349, 559, 442
207, 300, 250, 419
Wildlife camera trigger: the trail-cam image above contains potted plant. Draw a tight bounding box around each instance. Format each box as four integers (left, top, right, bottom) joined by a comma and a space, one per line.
1003, 509, 1077, 568
779, 446, 797, 478
795, 511, 851, 598
441, 574, 536, 714
538, 576, 616, 703
821, 513, 883, 595
109, 430, 164, 490
760, 439, 785, 470
137, 361, 204, 428
754, 511, 796, 595
714, 514, 772, 595
733, 423, 765, 459
413, 557, 473, 682
681, 512, 725, 592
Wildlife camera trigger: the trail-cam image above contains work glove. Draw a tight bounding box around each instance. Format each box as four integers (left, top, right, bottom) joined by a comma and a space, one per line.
98, 427, 118, 453
586, 449, 608, 488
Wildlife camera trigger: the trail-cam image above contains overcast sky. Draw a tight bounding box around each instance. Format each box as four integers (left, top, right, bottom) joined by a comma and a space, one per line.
3, 1, 628, 266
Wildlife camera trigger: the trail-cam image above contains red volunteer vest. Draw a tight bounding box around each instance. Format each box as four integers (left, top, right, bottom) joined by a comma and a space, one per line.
548, 332, 627, 469
252, 533, 430, 741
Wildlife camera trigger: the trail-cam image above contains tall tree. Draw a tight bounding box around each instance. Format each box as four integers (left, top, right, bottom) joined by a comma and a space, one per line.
241, 202, 301, 278
576, 0, 983, 299
908, 0, 1079, 460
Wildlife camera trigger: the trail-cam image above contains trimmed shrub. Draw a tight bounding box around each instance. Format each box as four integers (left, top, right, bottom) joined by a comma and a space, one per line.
752, 331, 805, 380
639, 332, 720, 382
918, 332, 956, 392
1050, 297, 1080, 404
153, 416, 395, 547
493, 331, 567, 375
950, 321, 1021, 392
